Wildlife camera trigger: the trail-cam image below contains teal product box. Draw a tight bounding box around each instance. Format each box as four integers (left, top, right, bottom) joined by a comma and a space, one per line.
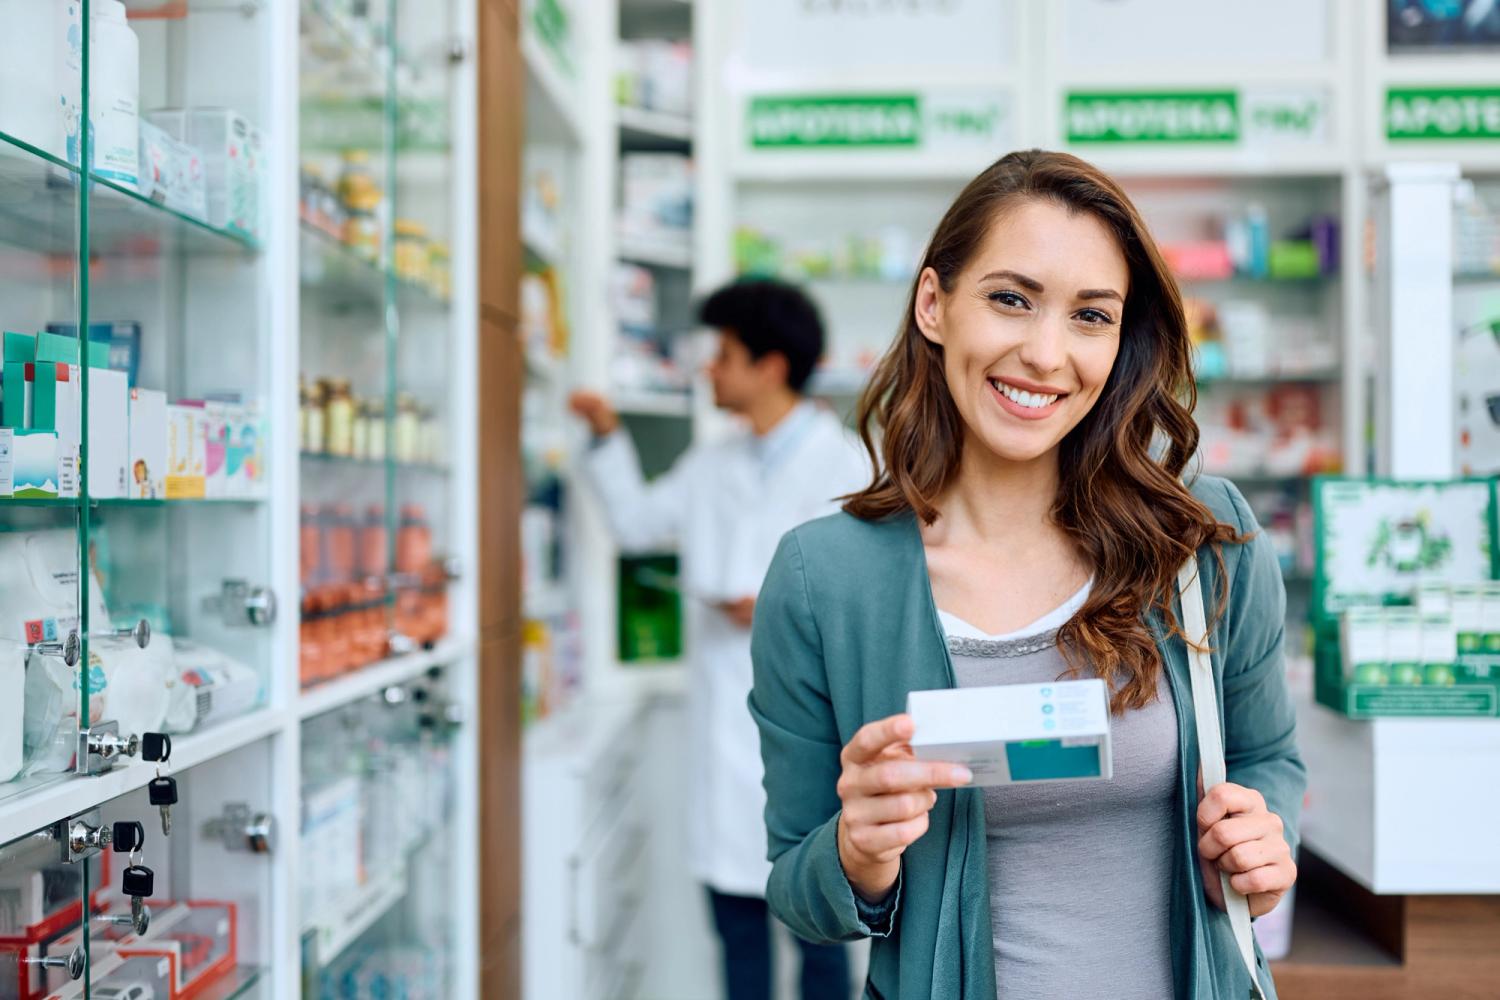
3, 362, 30, 428
9, 429, 58, 498
27, 361, 79, 498
908, 679, 1113, 785
1312, 477, 1500, 718
34, 331, 79, 366
3, 332, 35, 364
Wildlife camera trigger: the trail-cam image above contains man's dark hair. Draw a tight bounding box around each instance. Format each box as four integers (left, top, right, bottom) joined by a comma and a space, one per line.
698, 279, 825, 393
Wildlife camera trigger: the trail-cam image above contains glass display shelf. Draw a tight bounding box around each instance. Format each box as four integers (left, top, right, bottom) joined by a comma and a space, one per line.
0, 497, 267, 508
301, 451, 450, 474
0, 130, 258, 259
301, 224, 450, 311
198, 966, 268, 1000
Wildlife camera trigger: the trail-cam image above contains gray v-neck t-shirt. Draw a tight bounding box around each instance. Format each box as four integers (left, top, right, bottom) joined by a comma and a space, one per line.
942, 601, 1179, 1000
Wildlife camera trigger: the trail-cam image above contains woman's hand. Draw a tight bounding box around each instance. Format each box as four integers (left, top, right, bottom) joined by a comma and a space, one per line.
1196, 781, 1297, 918
836, 714, 972, 904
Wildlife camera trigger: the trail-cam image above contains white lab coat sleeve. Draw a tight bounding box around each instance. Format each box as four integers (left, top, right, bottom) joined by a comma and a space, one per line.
580, 429, 693, 553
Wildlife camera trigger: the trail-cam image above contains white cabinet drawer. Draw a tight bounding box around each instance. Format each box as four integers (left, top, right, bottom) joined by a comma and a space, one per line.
572, 789, 647, 949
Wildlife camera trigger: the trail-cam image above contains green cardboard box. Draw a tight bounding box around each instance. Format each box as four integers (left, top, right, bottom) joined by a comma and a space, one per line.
3, 332, 35, 364
34, 331, 79, 366
3, 362, 29, 429
1311, 477, 1500, 718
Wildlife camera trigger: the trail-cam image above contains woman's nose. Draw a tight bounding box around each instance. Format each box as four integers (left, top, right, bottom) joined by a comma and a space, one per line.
1017, 316, 1068, 375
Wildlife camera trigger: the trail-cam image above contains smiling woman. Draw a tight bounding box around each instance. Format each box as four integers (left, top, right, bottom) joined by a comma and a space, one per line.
750, 150, 1304, 1000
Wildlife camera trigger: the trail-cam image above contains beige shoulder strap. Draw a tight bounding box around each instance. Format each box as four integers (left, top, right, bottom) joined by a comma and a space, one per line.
1177, 557, 1265, 1000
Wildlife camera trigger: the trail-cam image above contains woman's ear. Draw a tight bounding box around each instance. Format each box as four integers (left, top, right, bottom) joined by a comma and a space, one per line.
913, 267, 943, 345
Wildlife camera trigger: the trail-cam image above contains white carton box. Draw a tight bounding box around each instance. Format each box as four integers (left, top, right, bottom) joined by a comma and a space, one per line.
908, 679, 1112, 786
128, 387, 166, 499
87, 366, 129, 498
166, 402, 205, 499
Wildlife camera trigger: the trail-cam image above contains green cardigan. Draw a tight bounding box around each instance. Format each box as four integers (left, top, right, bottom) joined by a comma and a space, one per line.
749, 475, 1304, 1000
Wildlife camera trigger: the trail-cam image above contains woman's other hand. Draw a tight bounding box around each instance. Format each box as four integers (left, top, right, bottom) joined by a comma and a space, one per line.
836, 713, 972, 904
1196, 781, 1297, 918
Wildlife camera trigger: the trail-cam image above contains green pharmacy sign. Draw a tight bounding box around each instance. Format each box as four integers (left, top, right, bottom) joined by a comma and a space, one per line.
1066, 91, 1239, 144
1387, 87, 1500, 140
748, 95, 921, 148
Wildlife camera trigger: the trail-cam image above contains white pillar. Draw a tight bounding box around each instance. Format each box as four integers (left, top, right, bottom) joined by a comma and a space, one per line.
1374, 162, 1460, 479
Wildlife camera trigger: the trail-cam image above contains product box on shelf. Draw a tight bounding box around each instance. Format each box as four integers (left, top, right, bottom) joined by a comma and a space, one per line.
1312, 477, 1500, 717
139, 119, 208, 219
202, 400, 228, 498
28, 362, 80, 497
112, 901, 237, 1000
129, 387, 166, 499
42, 951, 173, 1000
148, 108, 261, 241
4, 429, 60, 498
166, 402, 205, 499
88, 365, 130, 499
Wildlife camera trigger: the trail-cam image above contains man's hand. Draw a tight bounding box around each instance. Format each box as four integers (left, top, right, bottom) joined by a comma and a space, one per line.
568, 391, 620, 437
718, 596, 756, 629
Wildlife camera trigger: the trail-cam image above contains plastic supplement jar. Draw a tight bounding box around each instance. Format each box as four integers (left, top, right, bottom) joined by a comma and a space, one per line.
90, 0, 140, 188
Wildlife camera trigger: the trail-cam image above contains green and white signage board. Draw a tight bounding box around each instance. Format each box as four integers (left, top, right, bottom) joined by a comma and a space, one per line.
1387, 87, 1500, 141
1065, 88, 1330, 148
746, 91, 1011, 155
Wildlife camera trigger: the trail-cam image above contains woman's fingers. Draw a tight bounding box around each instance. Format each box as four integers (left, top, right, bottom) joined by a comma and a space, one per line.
1196, 781, 1266, 831
1213, 838, 1286, 875
1197, 811, 1284, 863
841, 714, 915, 767
850, 758, 971, 797
1230, 861, 1294, 899
845, 813, 929, 859
843, 788, 938, 826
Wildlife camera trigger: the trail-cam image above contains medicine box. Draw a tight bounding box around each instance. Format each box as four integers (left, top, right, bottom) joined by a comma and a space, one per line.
150, 108, 260, 241
907, 679, 1112, 786
113, 901, 238, 1000
129, 387, 166, 499
87, 366, 129, 499
166, 403, 205, 499
9, 430, 58, 498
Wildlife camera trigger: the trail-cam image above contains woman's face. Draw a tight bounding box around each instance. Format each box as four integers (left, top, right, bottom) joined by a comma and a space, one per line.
915, 197, 1128, 467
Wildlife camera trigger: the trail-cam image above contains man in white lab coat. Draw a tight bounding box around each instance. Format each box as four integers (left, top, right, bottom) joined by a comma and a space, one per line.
571, 279, 868, 1000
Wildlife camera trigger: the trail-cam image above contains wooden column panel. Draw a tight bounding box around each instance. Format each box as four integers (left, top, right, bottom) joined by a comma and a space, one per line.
479, 0, 522, 322
478, 312, 523, 638
478, 630, 523, 1000
477, 1, 523, 998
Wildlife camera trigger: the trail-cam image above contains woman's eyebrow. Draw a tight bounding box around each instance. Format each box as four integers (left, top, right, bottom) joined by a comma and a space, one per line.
978, 269, 1043, 292
1078, 288, 1124, 303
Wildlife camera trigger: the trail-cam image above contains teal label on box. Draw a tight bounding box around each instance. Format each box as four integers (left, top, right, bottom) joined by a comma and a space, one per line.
1005, 740, 1102, 781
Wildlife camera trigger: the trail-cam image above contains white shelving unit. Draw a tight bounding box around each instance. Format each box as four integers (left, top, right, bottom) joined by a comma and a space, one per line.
0, 1, 480, 997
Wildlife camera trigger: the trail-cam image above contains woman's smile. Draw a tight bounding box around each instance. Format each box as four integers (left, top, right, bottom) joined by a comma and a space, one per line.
987, 376, 1068, 421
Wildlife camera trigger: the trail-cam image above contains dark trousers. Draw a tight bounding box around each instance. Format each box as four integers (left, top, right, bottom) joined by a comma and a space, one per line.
706, 888, 851, 1000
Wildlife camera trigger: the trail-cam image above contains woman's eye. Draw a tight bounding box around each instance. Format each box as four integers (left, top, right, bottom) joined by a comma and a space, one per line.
1076, 308, 1113, 325
988, 291, 1028, 309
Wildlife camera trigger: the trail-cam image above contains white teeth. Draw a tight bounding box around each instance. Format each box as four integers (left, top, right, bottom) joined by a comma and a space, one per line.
992, 380, 1058, 409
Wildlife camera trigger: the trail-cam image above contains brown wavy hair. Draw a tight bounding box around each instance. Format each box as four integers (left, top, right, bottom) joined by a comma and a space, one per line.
843, 149, 1245, 712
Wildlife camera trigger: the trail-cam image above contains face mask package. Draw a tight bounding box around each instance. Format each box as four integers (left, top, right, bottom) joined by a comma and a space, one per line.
908, 678, 1112, 786
164, 639, 261, 733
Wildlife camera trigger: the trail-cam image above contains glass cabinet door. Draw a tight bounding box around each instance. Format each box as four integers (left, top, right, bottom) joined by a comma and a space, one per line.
0, 821, 92, 1000
298, 670, 463, 998
298, 0, 400, 689
83, 0, 276, 768
90, 749, 274, 999
391, 0, 457, 656
0, 0, 86, 810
